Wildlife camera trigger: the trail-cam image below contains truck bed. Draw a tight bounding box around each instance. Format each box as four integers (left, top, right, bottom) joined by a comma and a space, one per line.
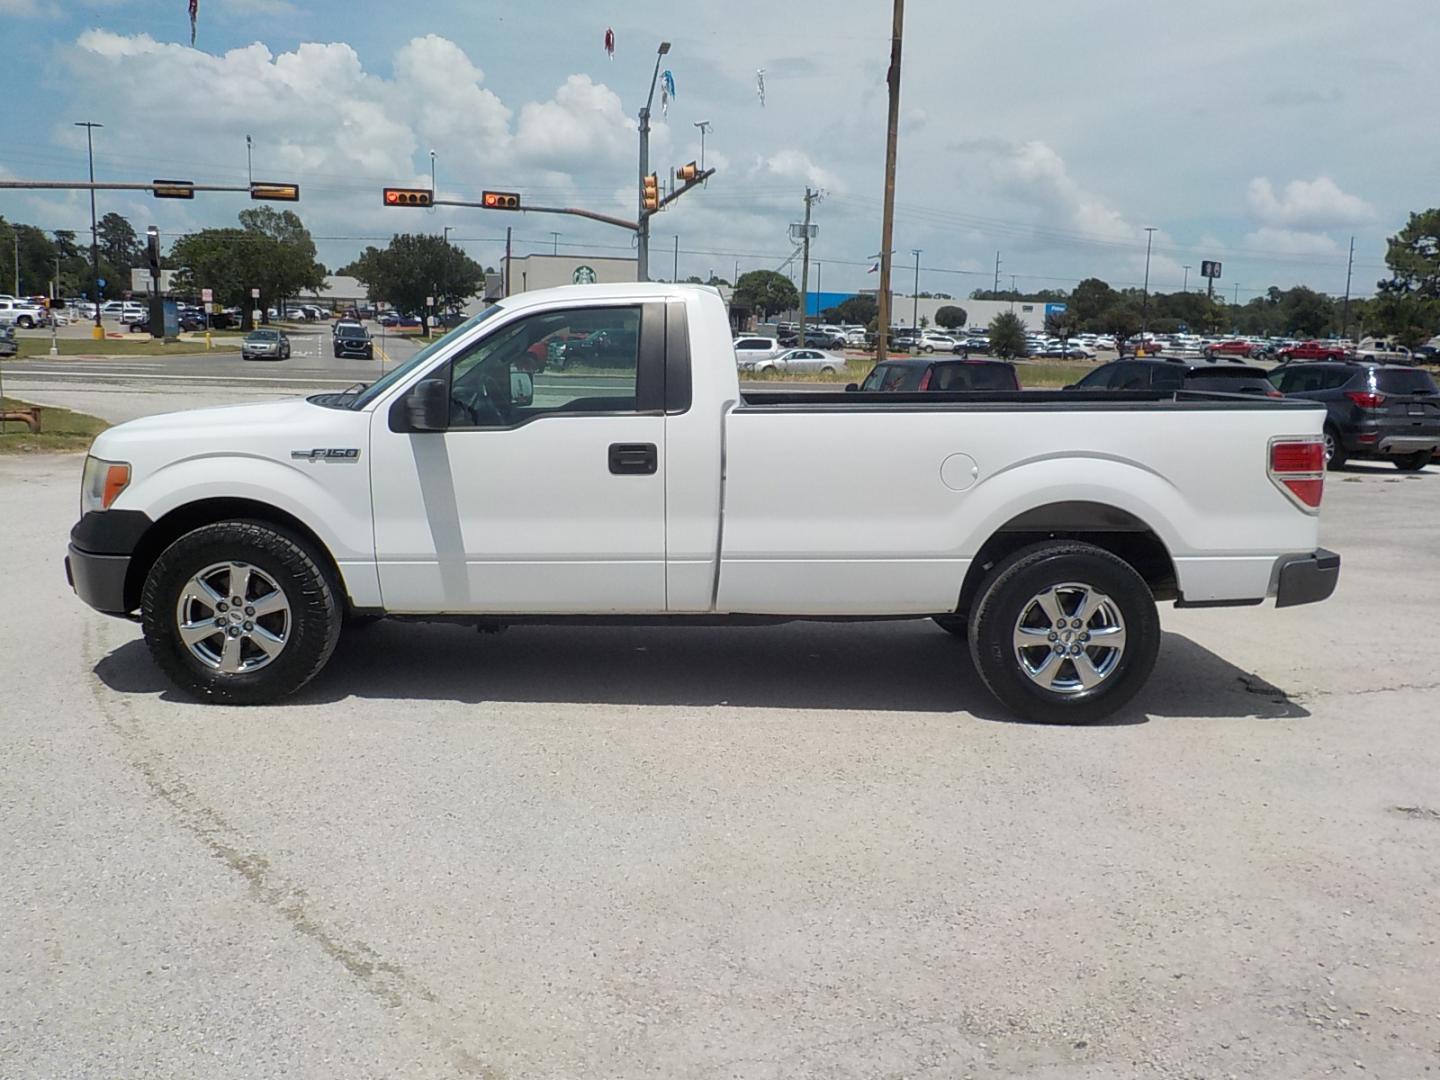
738, 389, 1311, 410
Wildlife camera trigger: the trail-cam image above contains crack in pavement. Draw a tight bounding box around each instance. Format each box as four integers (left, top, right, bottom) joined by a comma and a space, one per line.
83, 621, 501, 1080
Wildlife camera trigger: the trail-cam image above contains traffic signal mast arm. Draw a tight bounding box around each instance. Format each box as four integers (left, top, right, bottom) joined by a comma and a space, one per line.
651, 166, 715, 217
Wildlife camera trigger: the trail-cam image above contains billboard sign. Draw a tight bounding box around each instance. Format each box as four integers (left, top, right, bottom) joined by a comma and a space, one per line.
1201, 260, 1222, 279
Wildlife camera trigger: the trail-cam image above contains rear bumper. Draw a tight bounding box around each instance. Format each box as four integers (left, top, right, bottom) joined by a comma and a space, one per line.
66, 544, 133, 615
1376, 435, 1440, 454
1275, 548, 1341, 608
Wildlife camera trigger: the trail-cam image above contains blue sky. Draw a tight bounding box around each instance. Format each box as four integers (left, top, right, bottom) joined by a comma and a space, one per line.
1, 0, 1435, 300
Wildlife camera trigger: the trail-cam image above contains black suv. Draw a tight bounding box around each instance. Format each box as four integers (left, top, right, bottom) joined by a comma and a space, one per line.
1067, 358, 1280, 396
1267, 361, 1440, 471
333, 323, 374, 359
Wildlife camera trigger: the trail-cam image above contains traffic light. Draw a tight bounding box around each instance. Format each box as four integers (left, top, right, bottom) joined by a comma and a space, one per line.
383, 187, 432, 208
482, 190, 521, 210
642, 173, 660, 212
250, 181, 300, 202
676, 161, 700, 183
146, 226, 161, 273
152, 179, 195, 200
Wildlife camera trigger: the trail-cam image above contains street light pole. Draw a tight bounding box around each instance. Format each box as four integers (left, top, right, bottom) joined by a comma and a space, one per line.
874, 0, 905, 360
246, 135, 253, 185
911, 249, 921, 329
1182, 264, 1191, 293
636, 40, 671, 282
75, 121, 103, 338
1141, 226, 1157, 334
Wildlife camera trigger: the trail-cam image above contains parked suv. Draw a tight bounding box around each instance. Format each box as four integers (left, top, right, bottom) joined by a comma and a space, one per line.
1267, 361, 1440, 471
1353, 337, 1413, 364
852, 357, 1021, 392
1067, 359, 1281, 397
732, 336, 781, 363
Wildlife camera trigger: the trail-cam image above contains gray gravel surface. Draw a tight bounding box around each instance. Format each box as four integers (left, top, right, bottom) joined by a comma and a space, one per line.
2, 452, 1438, 1079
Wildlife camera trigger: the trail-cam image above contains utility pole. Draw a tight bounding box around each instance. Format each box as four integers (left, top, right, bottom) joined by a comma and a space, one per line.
1342, 235, 1355, 338
673, 234, 679, 282
874, 0, 904, 360
636, 41, 672, 282
1182, 264, 1191, 292
1010, 274, 1017, 311
504, 226, 512, 297
75, 121, 103, 338
993, 251, 1001, 295
550, 231, 560, 256
1141, 226, 1157, 334
797, 187, 821, 345
1234, 282, 1240, 306
911, 249, 921, 329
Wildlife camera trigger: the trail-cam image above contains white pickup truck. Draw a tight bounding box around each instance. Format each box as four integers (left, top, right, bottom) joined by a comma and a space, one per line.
67, 284, 1339, 723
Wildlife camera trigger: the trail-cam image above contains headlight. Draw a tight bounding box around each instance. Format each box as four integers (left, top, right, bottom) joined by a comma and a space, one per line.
81, 455, 131, 515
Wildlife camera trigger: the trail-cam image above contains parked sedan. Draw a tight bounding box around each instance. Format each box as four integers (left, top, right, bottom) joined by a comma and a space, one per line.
1203, 339, 1257, 359
852, 357, 1021, 392
1036, 342, 1095, 359
745, 348, 846, 375
240, 328, 292, 361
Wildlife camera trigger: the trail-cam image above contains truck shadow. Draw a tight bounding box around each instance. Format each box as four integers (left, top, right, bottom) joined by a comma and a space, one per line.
93, 622, 1310, 724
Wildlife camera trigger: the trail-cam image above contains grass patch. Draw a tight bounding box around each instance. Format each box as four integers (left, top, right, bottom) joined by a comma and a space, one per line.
16, 338, 216, 358
742, 360, 872, 384
0, 396, 109, 453
1014, 360, 1102, 388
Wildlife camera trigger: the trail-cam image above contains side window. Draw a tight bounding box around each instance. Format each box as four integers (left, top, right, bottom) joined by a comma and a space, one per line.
1114, 363, 1149, 390
1151, 366, 1185, 391
1323, 369, 1354, 391
448, 306, 642, 428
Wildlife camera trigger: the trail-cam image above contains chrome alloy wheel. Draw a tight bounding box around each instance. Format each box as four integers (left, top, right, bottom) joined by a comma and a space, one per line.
175, 561, 291, 674
1012, 582, 1127, 694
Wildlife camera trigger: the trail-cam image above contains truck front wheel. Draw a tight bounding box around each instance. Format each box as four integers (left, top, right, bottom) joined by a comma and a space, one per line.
140, 521, 342, 704
967, 541, 1159, 724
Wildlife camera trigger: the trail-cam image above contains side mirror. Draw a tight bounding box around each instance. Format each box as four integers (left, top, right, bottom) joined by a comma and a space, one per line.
845, 382, 859, 392
510, 370, 534, 407
400, 377, 449, 432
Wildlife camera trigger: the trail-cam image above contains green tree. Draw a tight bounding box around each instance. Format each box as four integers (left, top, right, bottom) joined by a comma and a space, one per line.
97, 213, 140, 273
934, 304, 968, 329
1071, 277, 1118, 328
1371, 209, 1440, 346
1101, 302, 1141, 345
171, 209, 325, 329
341, 233, 484, 333
1044, 308, 1079, 341
733, 269, 799, 321
988, 311, 1028, 359
825, 294, 878, 326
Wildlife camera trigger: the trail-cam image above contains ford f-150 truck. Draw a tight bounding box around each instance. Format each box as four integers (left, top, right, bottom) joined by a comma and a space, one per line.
67, 284, 1339, 723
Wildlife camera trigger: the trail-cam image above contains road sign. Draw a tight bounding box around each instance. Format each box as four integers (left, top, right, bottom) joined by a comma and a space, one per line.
425, 295, 434, 307
251, 287, 261, 298
1201, 260, 1222, 279
201, 288, 213, 303
97, 277, 106, 288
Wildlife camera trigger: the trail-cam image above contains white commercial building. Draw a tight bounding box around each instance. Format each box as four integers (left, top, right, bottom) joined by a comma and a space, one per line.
870, 293, 1068, 333
505, 254, 638, 294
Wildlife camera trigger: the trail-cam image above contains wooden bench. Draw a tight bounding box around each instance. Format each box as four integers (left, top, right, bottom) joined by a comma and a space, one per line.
0, 405, 42, 433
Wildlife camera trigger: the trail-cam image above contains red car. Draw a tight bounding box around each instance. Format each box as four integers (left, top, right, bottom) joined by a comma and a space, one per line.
1204, 339, 1256, 358
1278, 340, 1348, 362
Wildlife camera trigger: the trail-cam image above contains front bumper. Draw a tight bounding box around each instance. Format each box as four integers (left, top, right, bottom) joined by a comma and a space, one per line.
66, 545, 133, 615
1275, 548, 1341, 608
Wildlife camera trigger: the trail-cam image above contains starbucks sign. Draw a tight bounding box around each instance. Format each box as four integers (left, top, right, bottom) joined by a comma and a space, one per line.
572, 265, 598, 285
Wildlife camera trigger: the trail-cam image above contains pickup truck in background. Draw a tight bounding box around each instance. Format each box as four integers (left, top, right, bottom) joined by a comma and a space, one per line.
67, 284, 1340, 724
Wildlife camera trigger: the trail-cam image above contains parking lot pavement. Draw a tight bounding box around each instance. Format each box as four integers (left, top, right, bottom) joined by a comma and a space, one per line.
3, 454, 1438, 1079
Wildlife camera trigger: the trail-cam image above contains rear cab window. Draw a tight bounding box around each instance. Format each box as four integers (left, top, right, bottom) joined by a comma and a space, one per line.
861, 364, 923, 391
930, 362, 1019, 391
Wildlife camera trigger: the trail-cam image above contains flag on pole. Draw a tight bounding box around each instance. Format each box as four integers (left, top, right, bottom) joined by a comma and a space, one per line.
867, 262, 880, 274
755, 69, 766, 107
660, 69, 675, 116
188, 0, 198, 45
603, 28, 614, 60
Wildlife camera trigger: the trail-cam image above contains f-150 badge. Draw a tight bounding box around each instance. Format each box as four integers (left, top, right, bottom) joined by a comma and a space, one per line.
290, 448, 360, 461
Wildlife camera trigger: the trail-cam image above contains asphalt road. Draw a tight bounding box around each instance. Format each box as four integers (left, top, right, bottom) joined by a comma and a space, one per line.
2, 428, 1438, 1075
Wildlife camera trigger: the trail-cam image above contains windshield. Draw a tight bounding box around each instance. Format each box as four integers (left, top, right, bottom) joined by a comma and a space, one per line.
349, 305, 504, 409
247, 330, 278, 340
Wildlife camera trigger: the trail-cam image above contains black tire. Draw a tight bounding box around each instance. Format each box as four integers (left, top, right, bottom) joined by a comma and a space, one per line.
1394, 451, 1430, 472
1324, 425, 1348, 471
967, 541, 1160, 724
18, 316, 33, 329
141, 520, 342, 704
932, 614, 967, 639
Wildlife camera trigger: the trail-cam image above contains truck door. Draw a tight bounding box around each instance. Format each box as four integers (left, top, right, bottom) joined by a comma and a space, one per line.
368, 302, 668, 613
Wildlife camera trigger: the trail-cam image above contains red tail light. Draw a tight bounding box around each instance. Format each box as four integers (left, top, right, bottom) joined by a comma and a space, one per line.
1269, 438, 1325, 511
1266, 388, 1284, 399
1345, 390, 1385, 409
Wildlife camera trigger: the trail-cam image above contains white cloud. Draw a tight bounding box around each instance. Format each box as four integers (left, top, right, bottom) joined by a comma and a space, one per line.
0, 0, 48, 15
513, 75, 632, 173
751, 150, 840, 194
1246, 177, 1375, 230
1243, 227, 1342, 256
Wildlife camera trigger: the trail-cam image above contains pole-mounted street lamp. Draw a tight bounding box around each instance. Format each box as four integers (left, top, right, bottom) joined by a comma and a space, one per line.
1141, 226, 1157, 334
75, 121, 103, 338
636, 40, 671, 282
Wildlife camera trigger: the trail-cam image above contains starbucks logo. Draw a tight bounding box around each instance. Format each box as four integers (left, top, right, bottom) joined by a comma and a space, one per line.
572, 265, 598, 285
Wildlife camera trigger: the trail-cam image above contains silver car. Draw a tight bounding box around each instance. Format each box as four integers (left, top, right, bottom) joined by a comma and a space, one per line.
748, 348, 846, 375
241, 328, 292, 361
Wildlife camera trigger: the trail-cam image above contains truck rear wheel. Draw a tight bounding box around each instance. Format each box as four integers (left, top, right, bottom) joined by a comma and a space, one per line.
140, 520, 342, 704
967, 541, 1159, 724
